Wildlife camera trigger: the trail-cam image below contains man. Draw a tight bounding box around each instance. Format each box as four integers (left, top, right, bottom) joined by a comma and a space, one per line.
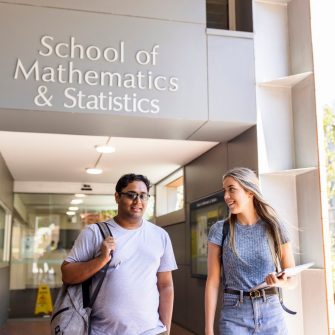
61, 173, 177, 335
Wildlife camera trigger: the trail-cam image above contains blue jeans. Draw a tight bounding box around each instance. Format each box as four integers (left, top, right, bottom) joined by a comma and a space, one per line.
219, 293, 288, 334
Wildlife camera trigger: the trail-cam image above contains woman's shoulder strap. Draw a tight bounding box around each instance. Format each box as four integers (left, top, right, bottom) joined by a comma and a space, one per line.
221, 219, 229, 249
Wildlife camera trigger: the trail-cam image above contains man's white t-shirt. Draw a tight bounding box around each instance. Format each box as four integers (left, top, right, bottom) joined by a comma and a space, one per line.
65, 219, 178, 335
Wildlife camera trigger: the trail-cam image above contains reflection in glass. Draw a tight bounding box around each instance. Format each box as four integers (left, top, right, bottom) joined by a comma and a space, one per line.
0, 206, 5, 262
9, 192, 155, 317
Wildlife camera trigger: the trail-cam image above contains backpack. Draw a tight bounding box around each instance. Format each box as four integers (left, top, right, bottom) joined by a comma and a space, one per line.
50, 221, 113, 335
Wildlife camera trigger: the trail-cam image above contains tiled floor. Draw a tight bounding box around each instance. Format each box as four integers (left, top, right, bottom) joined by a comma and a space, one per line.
171, 323, 195, 335
0, 319, 195, 335
0, 319, 50, 335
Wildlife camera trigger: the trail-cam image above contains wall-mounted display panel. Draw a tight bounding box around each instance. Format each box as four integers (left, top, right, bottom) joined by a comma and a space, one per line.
190, 191, 227, 278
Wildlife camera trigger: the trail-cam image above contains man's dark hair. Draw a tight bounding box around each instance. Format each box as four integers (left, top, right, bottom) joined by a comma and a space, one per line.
115, 173, 151, 193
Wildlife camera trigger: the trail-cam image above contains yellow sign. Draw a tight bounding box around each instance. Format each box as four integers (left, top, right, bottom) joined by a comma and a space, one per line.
34, 284, 53, 315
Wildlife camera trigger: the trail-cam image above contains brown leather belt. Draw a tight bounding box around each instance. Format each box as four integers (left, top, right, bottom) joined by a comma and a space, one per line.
224, 287, 278, 298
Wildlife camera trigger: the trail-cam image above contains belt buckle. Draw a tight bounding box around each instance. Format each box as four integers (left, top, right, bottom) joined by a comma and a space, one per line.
250, 290, 261, 298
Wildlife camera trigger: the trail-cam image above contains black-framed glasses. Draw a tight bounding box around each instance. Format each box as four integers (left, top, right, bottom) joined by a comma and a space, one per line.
119, 191, 150, 201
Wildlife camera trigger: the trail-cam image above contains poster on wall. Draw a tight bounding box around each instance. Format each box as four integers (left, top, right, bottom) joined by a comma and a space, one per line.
190, 191, 227, 278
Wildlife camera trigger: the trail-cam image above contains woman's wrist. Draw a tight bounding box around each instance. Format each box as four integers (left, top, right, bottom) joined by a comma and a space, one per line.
205, 325, 214, 335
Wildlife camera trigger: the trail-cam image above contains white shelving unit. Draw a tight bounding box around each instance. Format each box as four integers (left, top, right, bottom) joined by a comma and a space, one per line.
258, 72, 312, 88
259, 167, 316, 176
253, 0, 330, 333
255, 0, 292, 4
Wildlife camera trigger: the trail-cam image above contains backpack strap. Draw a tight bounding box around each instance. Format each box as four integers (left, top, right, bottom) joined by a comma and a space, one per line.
220, 220, 229, 286
82, 277, 92, 308
96, 221, 114, 260
96, 221, 113, 240
83, 221, 114, 309
221, 219, 229, 250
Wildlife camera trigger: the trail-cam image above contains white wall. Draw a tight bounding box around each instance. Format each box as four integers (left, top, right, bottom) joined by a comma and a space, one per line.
253, 0, 329, 333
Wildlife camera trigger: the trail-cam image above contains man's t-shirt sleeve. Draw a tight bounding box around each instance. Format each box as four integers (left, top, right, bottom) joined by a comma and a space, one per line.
65, 225, 98, 263
158, 232, 178, 272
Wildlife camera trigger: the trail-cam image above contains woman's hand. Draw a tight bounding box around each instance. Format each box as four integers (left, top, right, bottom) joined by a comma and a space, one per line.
264, 271, 288, 288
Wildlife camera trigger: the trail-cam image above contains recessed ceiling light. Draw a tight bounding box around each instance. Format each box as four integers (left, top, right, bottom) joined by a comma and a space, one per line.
86, 168, 103, 175
68, 207, 79, 211
95, 145, 116, 154
66, 211, 76, 216
75, 193, 86, 198
71, 199, 83, 205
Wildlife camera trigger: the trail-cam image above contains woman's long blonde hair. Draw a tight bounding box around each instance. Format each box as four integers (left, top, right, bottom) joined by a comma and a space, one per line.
223, 167, 284, 260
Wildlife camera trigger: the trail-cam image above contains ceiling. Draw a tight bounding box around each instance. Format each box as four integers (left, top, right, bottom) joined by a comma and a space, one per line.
0, 131, 218, 185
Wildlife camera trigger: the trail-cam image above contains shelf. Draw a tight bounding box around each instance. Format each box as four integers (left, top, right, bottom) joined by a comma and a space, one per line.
257, 72, 313, 88
255, 0, 291, 5
155, 208, 185, 227
206, 28, 253, 39
260, 167, 317, 176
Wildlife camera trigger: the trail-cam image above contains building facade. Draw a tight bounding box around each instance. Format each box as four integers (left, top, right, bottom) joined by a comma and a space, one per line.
0, 1, 331, 334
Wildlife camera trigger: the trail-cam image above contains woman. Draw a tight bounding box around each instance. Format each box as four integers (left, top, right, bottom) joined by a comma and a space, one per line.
205, 167, 295, 335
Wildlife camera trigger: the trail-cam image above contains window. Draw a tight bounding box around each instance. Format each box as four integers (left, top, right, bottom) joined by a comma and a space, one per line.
206, 0, 253, 32
9, 191, 156, 316
0, 202, 11, 265
0, 206, 5, 262
156, 169, 184, 217
207, 0, 229, 30
10, 192, 154, 292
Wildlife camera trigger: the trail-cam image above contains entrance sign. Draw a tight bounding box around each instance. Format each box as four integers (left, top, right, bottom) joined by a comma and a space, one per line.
13, 37, 177, 113
38, 36, 126, 63
0, 3, 207, 119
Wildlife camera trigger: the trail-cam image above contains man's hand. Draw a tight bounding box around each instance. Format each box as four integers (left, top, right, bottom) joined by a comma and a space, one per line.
100, 236, 116, 263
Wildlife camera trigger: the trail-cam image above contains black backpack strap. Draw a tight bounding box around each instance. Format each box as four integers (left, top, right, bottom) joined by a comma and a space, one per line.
89, 259, 111, 308
96, 221, 113, 240
84, 221, 114, 309
82, 277, 92, 308
220, 220, 229, 287
97, 221, 114, 260
221, 219, 229, 249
